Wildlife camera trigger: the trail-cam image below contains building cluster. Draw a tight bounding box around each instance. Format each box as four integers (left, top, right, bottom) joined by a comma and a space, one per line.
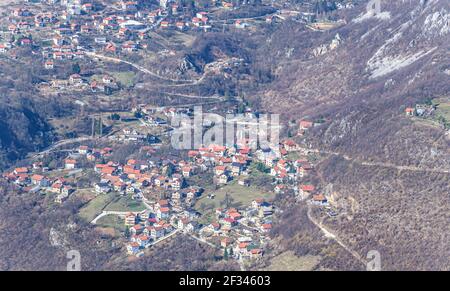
124, 196, 274, 261
1, 145, 114, 203
2, 165, 75, 204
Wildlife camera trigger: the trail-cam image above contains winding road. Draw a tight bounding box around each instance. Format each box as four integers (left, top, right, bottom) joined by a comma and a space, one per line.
306, 205, 367, 268
303, 148, 450, 175
29, 137, 93, 159
85, 52, 200, 84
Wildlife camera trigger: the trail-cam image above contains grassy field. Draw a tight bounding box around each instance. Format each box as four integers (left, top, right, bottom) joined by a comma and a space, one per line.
104, 196, 146, 212
264, 251, 321, 271
78, 192, 116, 222
434, 98, 450, 120
195, 181, 275, 223
95, 214, 126, 234
111, 71, 137, 88
79, 192, 147, 222
91, 71, 137, 88
168, 31, 196, 47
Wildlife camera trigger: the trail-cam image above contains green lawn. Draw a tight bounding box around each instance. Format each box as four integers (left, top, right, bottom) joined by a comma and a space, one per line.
429, 98, 450, 128
264, 251, 321, 271
95, 214, 126, 233
195, 181, 275, 224
91, 71, 136, 88
436, 102, 450, 120
104, 196, 146, 212
78, 192, 116, 222
111, 72, 136, 88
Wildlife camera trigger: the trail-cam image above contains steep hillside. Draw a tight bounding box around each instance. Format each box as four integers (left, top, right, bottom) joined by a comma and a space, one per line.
258, 0, 450, 167
0, 181, 236, 271
254, 0, 450, 270
0, 104, 53, 170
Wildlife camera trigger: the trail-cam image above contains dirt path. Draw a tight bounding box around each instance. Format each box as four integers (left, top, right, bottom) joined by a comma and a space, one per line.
306, 205, 367, 268
309, 148, 450, 174
86, 52, 201, 84
159, 91, 225, 100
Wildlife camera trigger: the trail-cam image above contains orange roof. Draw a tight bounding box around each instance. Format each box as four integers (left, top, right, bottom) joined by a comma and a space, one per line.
139, 235, 149, 241
300, 184, 315, 192
158, 199, 169, 206
299, 120, 313, 128
239, 242, 249, 249
313, 194, 327, 201
31, 174, 44, 181
229, 212, 241, 219
160, 207, 170, 213
101, 167, 115, 175
14, 167, 29, 174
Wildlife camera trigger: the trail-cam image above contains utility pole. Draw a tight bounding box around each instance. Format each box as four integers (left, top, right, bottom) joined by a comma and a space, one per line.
99, 114, 103, 137
91, 117, 96, 138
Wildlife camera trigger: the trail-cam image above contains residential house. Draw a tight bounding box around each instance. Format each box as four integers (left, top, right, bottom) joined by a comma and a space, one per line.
130, 224, 144, 235
69, 74, 83, 85
124, 213, 136, 226
65, 159, 77, 170
14, 167, 29, 175
312, 194, 328, 206
298, 184, 315, 200
218, 174, 229, 185
405, 107, 415, 116
127, 242, 140, 255
258, 202, 274, 217
95, 182, 111, 194
157, 207, 170, 220
31, 174, 50, 187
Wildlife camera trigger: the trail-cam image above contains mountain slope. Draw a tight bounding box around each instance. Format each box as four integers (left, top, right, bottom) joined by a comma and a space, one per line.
255, 0, 450, 270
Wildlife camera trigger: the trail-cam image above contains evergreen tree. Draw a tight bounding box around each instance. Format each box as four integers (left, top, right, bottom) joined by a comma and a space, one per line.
223, 248, 229, 260
72, 63, 81, 74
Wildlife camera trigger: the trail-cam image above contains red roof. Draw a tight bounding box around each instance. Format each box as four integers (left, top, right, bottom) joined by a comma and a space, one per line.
14, 167, 29, 174
313, 194, 327, 201
31, 174, 45, 181
300, 184, 315, 192
299, 120, 313, 128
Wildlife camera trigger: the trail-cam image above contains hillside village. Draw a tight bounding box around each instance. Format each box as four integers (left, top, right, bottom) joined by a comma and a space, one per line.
1, 97, 332, 265
0, 0, 342, 262
0, 0, 352, 63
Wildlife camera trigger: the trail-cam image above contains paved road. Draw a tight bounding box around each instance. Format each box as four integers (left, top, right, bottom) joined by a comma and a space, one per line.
147, 229, 181, 248
29, 137, 93, 159
91, 210, 146, 224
